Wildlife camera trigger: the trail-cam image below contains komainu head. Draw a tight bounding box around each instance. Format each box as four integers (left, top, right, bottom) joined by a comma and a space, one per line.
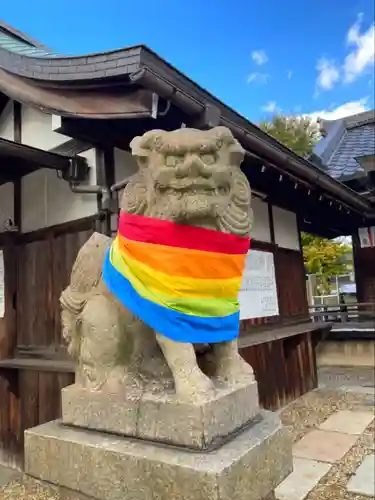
121, 126, 253, 236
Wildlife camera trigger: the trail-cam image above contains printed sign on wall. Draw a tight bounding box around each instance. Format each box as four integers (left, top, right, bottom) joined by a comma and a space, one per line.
358, 227, 375, 248
239, 249, 279, 319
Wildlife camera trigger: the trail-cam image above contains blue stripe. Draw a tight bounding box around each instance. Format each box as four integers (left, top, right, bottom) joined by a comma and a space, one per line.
102, 250, 239, 344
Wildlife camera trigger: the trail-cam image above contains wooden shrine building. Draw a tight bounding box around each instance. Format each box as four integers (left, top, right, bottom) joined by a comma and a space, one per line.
1, 22, 375, 469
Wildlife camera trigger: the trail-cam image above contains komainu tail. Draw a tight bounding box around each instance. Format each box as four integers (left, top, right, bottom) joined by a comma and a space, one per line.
60, 232, 112, 358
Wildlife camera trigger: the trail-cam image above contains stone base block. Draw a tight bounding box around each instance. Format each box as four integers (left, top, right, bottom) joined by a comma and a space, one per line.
61, 380, 259, 450
58, 487, 277, 500
25, 410, 292, 500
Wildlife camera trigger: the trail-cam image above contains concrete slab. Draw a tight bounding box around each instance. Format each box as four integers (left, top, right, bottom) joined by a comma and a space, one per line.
275, 458, 332, 500
319, 410, 374, 435
347, 454, 375, 498
0, 465, 20, 487
293, 430, 358, 463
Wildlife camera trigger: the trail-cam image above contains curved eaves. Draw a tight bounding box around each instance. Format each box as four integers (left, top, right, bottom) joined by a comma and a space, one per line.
0, 45, 142, 82
0, 69, 154, 119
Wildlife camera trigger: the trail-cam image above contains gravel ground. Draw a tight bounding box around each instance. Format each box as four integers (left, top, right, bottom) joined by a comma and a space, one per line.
279, 388, 374, 500
1, 385, 373, 500
0, 476, 58, 500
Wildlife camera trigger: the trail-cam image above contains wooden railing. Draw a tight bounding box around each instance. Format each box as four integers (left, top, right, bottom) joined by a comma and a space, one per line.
309, 302, 375, 323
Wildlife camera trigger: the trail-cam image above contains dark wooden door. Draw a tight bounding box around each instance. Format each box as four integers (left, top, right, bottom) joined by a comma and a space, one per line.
0, 218, 94, 469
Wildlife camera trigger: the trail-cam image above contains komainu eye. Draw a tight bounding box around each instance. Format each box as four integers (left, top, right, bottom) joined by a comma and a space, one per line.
165, 155, 183, 167
201, 154, 215, 165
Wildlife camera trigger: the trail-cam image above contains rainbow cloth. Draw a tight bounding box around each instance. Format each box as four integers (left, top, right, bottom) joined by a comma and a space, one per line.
102, 212, 250, 343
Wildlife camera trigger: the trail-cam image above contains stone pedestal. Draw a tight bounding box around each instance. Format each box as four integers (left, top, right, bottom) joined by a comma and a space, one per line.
25, 410, 292, 500
61, 380, 260, 450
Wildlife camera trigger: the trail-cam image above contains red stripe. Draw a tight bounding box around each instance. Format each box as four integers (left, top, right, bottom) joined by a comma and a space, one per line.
118, 212, 250, 255
368, 228, 374, 248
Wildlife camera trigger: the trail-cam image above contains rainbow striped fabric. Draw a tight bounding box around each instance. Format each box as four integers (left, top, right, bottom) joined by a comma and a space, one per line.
102, 212, 250, 343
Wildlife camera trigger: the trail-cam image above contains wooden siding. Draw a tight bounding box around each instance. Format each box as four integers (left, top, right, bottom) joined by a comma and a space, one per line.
240, 329, 319, 410
353, 240, 375, 304
0, 218, 94, 469
17, 228, 93, 347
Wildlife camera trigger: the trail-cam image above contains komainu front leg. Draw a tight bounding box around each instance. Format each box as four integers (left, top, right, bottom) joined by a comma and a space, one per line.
212, 339, 255, 384
156, 334, 215, 401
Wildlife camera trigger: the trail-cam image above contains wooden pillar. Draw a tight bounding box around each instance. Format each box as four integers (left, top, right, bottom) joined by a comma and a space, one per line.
0, 101, 22, 469
95, 147, 115, 236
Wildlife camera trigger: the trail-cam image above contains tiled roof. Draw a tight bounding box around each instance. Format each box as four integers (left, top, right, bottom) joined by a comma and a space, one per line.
313, 110, 375, 180
328, 123, 375, 179
0, 22, 59, 57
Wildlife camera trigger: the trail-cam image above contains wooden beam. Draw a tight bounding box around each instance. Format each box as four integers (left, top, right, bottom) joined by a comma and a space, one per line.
0, 138, 71, 172
13, 102, 22, 232
13, 102, 21, 143
94, 148, 116, 236
268, 203, 275, 244
0, 93, 9, 118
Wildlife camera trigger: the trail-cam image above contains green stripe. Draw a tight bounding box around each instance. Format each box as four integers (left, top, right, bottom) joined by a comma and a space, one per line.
160, 296, 239, 317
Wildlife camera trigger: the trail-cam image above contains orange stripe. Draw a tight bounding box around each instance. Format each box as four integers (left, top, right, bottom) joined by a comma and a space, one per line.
117, 234, 246, 279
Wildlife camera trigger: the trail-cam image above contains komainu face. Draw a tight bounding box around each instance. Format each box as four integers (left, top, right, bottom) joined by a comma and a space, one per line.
121, 126, 253, 237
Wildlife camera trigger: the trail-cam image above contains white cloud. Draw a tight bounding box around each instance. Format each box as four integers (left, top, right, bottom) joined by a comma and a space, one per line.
316, 57, 340, 90
262, 101, 277, 113
306, 98, 369, 122
343, 15, 375, 82
251, 50, 268, 66
247, 72, 270, 84
287, 70, 293, 80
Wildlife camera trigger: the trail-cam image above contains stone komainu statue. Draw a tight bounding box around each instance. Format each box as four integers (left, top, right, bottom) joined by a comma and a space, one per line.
60, 126, 254, 401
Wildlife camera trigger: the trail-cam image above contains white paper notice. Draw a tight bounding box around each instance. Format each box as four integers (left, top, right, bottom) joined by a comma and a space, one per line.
239, 249, 279, 320
0, 250, 4, 318
358, 227, 375, 248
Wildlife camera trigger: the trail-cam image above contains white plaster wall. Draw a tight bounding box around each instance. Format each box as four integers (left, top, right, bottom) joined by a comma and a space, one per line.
21, 149, 98, 233
0, 183, 14, 232
114, 148, 138, 181
114, 148, 139, 201
21, 106, 68, 150
250, 197, 271, 242
273, 206, 300, 250
0, 101, 14, 141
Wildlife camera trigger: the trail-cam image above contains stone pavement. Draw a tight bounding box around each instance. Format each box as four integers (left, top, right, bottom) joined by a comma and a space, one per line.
276, 409, 374, 499
275, 367, 375, 500
347, 454, 375, 497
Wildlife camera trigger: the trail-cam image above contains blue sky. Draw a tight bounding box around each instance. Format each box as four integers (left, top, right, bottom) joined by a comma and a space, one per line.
2, 0, 374, 122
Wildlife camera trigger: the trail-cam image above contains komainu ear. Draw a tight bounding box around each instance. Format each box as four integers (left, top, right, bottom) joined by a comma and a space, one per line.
130, 130, 165, 168
209, 126, 245, 168
228, 140, 245, 168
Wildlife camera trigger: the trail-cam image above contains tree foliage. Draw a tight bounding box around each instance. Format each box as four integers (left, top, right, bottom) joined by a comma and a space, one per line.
259, 114, 321, 157
260, 114, 351, 295
301, 233, 352, 294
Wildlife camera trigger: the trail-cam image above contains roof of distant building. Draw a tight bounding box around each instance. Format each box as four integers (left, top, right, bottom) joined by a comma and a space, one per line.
0, 20, 58, 57
313, 110, 375, 181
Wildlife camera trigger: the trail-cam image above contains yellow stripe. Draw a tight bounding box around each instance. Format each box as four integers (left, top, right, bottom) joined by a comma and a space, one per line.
110, 240, 241, 300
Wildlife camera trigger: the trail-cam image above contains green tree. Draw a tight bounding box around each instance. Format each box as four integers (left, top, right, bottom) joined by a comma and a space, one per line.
260, 114, 351, 295
301, 233, 352, 294
259, 114, 321, 157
